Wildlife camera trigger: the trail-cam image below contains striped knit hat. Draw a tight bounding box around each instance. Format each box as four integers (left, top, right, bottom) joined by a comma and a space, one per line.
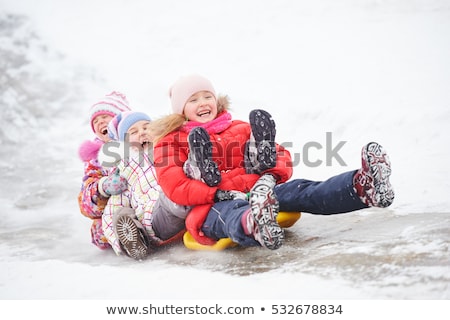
89, 91, 131, 132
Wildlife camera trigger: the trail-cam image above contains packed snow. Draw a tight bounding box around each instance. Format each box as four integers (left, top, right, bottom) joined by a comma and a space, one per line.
0, 0, 449, 304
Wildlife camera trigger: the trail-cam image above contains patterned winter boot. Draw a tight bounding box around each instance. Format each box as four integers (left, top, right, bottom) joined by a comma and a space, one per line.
185, 127, 221, 187
116, 215, 150, 260
245, 109, 277, 174
244, 174, 284, 250
353, 142, 395, 208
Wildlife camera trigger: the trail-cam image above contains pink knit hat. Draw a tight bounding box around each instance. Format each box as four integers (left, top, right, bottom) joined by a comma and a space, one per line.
89, 91, 131, 132
169, 74, 216, 115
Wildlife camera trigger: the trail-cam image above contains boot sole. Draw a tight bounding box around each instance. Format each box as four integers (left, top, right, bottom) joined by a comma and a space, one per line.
362, 142, 395, 207
249, 110, 277, 171
188, 127, 221, 187
116, 215, 149, 260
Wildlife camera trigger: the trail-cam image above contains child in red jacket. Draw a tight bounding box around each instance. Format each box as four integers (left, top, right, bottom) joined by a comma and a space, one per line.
152, 74, 293, 250
152, 74, 394, 250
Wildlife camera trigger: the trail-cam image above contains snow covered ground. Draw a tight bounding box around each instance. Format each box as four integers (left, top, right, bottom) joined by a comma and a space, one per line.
0, 0, 449, 306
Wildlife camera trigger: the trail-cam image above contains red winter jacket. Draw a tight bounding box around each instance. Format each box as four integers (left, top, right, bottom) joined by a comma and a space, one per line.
153, 114, 293, 244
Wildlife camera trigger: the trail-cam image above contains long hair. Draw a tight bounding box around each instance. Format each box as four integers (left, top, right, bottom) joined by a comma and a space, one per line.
151, 94, 231, 144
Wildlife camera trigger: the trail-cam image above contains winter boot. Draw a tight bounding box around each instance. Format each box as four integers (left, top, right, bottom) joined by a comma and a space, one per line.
116, 215, 150, 260
246, 174, 284, 250
353, 142, 395, 208
245, 109, 277, 174
186, 127, 221, 187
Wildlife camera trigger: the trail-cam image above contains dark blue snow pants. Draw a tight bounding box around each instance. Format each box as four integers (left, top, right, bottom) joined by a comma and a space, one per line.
201, 170, 368, 246
275, 170, 368, 214
202, 199, 259, 247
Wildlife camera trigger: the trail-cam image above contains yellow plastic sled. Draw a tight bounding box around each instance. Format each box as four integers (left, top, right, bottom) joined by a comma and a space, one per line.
183, 211, 301, 251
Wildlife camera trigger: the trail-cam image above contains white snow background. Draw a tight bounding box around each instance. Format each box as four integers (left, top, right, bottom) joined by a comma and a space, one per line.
0, 0, 449, 302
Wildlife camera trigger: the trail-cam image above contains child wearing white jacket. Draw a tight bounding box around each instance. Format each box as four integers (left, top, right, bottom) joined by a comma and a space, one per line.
100, 111, 190, 260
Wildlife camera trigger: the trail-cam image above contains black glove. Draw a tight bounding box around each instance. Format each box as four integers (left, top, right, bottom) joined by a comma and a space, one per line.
214, 189, 248, 202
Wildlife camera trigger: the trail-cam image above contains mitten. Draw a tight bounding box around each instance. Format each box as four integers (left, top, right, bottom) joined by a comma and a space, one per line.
214, 189, 248, 202
99, 168, 128, 196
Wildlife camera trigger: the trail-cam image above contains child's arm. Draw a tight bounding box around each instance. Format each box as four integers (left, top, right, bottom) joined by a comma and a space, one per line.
78, 159, 109, 219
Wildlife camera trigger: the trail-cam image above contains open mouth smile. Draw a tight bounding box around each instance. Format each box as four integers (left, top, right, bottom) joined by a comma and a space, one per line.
197, 110, 211, 117
141, 140, 151, 149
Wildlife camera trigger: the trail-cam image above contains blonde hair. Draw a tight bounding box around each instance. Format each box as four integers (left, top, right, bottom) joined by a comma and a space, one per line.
151, 94, 231, 144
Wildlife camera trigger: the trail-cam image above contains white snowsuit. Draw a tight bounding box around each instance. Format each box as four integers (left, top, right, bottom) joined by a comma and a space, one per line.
102, 149, 160, 255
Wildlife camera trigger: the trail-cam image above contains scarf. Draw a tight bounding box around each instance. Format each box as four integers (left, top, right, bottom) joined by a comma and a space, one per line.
181, 111, 232, 134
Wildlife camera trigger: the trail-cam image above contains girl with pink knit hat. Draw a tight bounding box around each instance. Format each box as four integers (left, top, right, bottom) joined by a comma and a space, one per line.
151, 74, 395, 251
152, 74, 293, 250
77, 91, 131, 250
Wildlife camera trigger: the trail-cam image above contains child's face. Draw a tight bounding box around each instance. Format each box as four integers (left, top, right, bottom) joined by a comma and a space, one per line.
184, 91, 218, 123
93, 114, 114, 142
126, 120, 153, 151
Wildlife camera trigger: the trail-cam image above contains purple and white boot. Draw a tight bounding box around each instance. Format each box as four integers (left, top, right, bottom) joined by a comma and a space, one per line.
353, 142, 395, 208
244, 174, 284, 250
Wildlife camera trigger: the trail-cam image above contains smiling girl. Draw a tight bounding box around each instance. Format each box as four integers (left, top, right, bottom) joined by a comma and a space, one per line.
100, 111, 191, 260
151, 74, 394, 251
151, 74, 293, 249
78, 91, 131, 250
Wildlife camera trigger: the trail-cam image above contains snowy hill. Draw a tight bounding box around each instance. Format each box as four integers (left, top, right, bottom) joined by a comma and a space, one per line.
0, 0, 449, 304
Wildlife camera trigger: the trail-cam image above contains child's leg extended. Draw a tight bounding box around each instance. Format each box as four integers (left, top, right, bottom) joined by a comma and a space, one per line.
201, 175, 283, 250
201, 199, 260, 247
274, 142, 394, 214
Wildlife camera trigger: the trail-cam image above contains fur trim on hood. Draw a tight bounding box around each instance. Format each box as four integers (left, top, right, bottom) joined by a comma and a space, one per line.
216, 94, 230, 114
